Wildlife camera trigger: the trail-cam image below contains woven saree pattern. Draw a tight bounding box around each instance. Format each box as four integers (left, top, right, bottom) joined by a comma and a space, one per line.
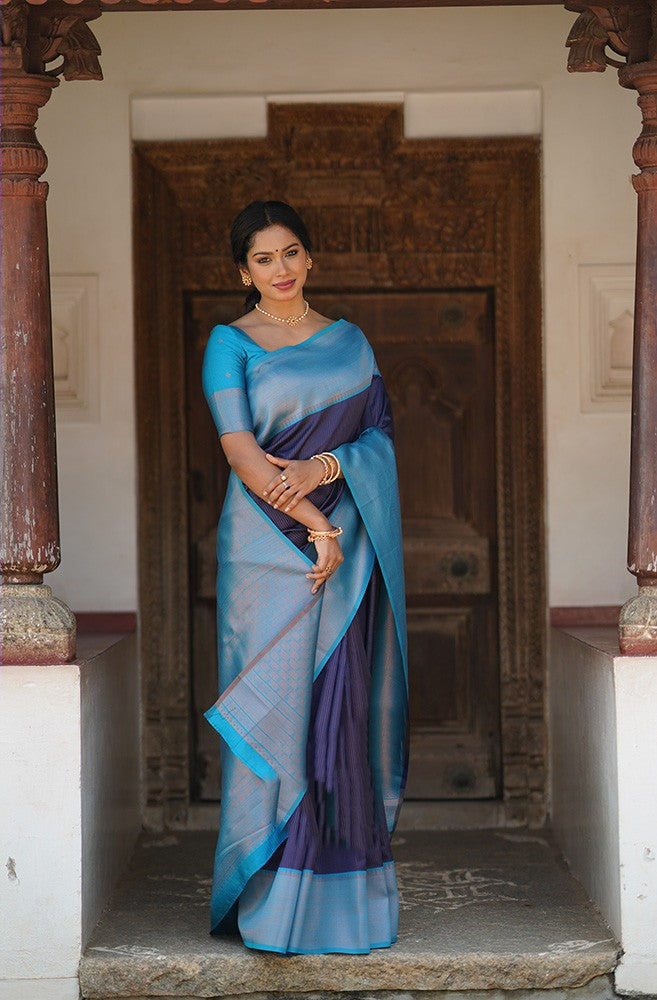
203, 320, 408, 952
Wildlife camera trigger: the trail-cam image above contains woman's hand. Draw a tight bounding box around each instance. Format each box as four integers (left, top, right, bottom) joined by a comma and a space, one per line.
263, 454, 324, 512
306, 536, 344, 594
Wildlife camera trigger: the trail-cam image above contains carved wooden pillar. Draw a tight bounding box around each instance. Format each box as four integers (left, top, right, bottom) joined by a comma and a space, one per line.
567, 1, 657, 653
618, 56, 657, 653
0, 0, 101, 663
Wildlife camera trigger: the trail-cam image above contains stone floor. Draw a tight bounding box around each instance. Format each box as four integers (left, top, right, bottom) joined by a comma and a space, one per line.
80, 829, 620, 1000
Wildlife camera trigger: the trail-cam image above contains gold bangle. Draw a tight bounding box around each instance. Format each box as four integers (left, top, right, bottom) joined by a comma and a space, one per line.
310, 454, 331, 484
322, 451, 341, 484
307, 525, 343, 543
321, 452, 338, 483
311, 451, 341, 485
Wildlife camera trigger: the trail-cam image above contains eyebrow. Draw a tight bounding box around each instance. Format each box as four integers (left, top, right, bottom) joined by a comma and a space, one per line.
250, 242, 300, 257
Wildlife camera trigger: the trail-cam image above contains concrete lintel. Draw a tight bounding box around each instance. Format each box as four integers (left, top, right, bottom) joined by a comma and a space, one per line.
131, 88, 541, 143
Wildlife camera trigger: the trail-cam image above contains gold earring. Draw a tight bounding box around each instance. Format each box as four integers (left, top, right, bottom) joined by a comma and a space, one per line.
241, 273, 252, 287
306, 257, 313, 271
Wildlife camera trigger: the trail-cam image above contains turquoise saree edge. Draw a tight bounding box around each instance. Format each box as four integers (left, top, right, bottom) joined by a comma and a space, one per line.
334, 428, 408, 679
208, 784, 306, 935
313, 545, 375, 680
240, 937, 397, 955
238, 478, 315, 567
203, 703, 277, 782
237, 860, 398, 953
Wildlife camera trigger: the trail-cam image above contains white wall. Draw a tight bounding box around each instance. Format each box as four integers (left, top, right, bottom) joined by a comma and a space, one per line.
39, 6, 638, 610
0, 636, 140, 1000
550, 627, 657, 996
0, 665, 82, 999
80, 634, 141, 945
615, 654, 657, 995
549, 627, 621, 937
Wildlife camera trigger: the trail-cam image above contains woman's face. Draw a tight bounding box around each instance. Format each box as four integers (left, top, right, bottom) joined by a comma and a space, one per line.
241, 224, 309, 303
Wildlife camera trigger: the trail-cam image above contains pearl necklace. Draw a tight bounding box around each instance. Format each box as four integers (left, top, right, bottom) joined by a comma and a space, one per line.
255, 300, 309, 327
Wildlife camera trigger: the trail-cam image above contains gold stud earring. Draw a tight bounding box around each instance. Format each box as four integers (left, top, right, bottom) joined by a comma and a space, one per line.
241, 273, 252, 287
306, 256, 313, 271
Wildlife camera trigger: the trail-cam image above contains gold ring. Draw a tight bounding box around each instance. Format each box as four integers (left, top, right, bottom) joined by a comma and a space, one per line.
280, 473, 287, 482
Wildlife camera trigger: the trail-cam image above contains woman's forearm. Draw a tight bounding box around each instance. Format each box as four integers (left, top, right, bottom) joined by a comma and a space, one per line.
221, 432, 331, 533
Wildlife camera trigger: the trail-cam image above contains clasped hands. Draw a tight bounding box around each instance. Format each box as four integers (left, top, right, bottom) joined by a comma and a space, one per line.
262, 453, 344, 593
262, 453, 324, 512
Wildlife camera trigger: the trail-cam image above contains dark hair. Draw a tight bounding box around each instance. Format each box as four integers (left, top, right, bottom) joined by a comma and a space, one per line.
230, 200, 313, 311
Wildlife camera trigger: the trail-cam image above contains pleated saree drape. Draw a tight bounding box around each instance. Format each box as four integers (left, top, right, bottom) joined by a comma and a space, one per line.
202, 319, 408, 954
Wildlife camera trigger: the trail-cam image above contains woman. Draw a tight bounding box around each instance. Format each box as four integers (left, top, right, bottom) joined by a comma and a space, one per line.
203, 200, 408, 955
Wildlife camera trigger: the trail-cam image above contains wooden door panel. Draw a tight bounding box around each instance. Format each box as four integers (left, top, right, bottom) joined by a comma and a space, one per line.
408, 609, 471, 730
312, 291, 500, 799
188, 289, 500, 802
403, 535, 490, 595
406, 604, 498, 798
410, 732, 497, 799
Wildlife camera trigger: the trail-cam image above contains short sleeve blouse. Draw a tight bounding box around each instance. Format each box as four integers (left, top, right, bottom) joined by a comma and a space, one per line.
202, 325, 254, 436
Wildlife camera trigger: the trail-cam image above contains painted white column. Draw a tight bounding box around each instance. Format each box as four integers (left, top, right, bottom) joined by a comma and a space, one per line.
550, 627, 657, 996
0, 635, 140, 1000
614, 655, 657, 994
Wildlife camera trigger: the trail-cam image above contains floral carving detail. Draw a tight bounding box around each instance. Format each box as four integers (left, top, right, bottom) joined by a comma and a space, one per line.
39, 10, 102, 81
1, 176, 48, 196
566, 5, 630, 73
0, 1, 103, 81
0, 0, 28, 51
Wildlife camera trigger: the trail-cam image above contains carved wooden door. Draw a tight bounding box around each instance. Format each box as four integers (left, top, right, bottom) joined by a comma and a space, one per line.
135, 109, 545, 825
187, 287, 500, 801
185, 294, 242, 803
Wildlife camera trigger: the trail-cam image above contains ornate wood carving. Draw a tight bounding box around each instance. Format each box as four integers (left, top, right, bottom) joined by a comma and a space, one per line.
93, 0, 582, 10
0, 0, 99, 661
565, 4, 629, 72
135, 105, 545, 828
567, 2, 657, 652
0, 55, 61, 581
37, 6, 103, 81
0, 13, 59, 573
0, 0, 102, 80
134, 155, 190, 825
618, 51, 657, 652
0, 0, 604, 9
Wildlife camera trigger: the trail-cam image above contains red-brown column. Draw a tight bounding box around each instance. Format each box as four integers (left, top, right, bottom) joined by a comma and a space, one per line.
0, 44, 76, 662
565, 3, 657, 652
618, 63, 657, 654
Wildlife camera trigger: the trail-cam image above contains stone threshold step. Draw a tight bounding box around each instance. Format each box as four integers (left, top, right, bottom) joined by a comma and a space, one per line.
80, 830, 619, 1000
78, 982, 621, 1000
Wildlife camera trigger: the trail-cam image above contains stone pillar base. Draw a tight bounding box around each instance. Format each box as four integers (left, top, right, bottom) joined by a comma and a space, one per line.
0, 583, 76, 664
619, 584, 657, 655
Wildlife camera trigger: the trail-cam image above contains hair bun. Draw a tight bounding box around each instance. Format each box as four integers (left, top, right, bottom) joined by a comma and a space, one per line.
245, 288, 261, 311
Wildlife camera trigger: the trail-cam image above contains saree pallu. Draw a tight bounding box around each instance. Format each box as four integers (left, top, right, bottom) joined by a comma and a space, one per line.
202, 318, 408, 954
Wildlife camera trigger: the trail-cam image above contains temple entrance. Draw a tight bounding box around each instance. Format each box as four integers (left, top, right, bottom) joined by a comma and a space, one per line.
134, 103, 544, 826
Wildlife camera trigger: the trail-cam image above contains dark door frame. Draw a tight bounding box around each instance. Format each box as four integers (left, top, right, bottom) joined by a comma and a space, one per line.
133, 104, 545, 829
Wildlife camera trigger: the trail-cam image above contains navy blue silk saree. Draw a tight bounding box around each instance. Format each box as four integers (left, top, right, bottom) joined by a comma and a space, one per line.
202, 318, 408, 954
